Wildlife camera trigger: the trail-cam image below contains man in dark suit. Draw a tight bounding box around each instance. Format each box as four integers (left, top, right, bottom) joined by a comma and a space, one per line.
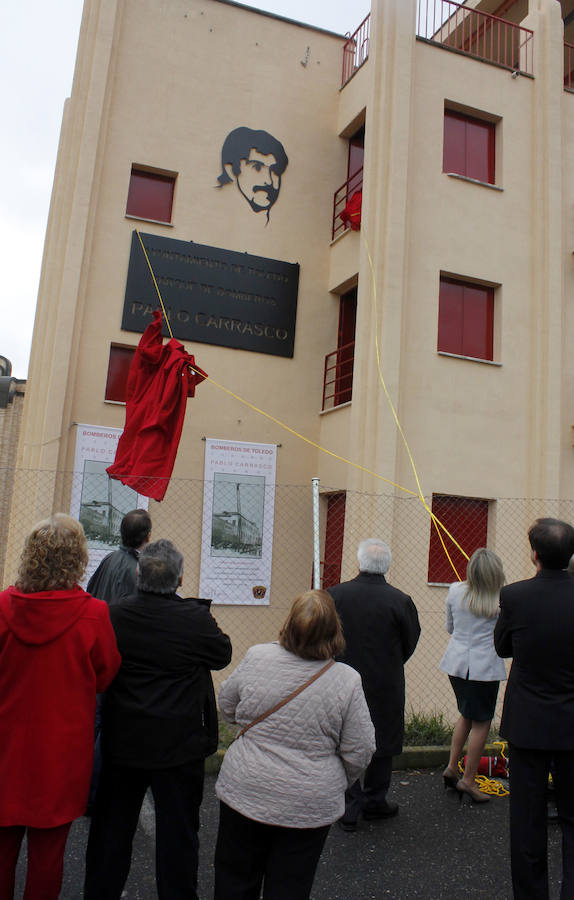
495, 517, 574, 899
328, 538, 420, 830
84, 539, 232, 900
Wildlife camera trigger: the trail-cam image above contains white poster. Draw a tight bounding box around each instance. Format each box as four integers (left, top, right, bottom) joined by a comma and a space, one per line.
71, 425, 149, 583
200, 439, 277, 605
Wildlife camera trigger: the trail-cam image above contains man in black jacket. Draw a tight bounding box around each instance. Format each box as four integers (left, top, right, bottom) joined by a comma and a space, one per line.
328, 538, 420, 830
495, 517, 574, 899
84, 539, 232, 900
87, 508, 152, 604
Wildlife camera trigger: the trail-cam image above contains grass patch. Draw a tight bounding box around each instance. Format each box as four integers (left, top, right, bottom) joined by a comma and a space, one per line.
403, 708, 453, 746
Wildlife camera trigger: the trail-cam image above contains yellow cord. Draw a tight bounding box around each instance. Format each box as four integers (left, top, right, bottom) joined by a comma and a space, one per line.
136, 229, 174, 339
457, 741, 509, 797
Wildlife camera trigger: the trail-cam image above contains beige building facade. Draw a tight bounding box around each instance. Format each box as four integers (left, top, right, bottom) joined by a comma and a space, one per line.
8, 0, 574, 716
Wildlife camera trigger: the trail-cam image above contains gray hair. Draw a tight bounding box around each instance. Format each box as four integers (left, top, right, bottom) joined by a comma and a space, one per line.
464, 548, 505, 618
357, 538, 392, 575
137, 539, 184, 594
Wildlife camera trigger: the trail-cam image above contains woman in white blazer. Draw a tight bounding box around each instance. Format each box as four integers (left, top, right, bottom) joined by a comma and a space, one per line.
439, 548, 506, 803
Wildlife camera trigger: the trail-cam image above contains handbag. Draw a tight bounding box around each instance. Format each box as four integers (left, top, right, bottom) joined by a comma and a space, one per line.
236, 658, 335, 739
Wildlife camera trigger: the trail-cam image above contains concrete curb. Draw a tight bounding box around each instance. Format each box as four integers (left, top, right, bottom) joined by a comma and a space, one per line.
205, 743, 505, 775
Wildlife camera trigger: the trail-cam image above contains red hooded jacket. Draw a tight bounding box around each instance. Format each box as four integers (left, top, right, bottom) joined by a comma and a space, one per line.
0, 586, 120, 827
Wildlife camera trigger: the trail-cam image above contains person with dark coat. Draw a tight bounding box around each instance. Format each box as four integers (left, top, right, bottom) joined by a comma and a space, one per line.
494, 517, 574, 900
86, 508, 151, 604
0, 514, 120, 899
84, 539, 232, 900
86, 507, 152, 810
328, 538, 420, 830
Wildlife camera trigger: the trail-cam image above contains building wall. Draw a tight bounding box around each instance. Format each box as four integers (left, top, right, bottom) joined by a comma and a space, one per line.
9, 0, 574, 714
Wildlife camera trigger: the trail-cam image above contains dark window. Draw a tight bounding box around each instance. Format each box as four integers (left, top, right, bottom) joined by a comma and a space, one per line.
438, 276, 494, 361
443, 111, 495, 185
105, 345, 135, 402
335, 288, 357, 406
126, 167, 175, 223
428, 494, 489, 584
347, 125, 365, 181
322, 492, 346, 589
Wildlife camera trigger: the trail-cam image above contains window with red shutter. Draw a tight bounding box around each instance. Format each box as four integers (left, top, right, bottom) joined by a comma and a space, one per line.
322, 492, 346, 589
428, 494, 489, 584
126, 167, 176, 223
443, 110, 495, 185
438, 276, 494, 361
105, 345, 135, 402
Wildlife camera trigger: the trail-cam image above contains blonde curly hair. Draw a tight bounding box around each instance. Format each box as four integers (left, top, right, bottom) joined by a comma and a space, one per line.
16, 514, 89, 593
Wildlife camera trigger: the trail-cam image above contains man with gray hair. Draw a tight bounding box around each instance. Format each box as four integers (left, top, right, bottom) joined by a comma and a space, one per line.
328, 538, 420, 831
84, 539, 232, 900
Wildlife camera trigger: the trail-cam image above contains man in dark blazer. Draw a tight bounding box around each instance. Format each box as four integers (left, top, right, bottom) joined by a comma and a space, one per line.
328, 538, 420, 830
84, 539, 232, 900
495, 517, 574, 899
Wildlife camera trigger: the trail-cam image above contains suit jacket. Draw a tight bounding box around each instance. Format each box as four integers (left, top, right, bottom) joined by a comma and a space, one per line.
494, 569, 574, 749
439, 581, 506, 681
86, 545, 139, 605
103, 591, 232, 767
328, 572, 420, 755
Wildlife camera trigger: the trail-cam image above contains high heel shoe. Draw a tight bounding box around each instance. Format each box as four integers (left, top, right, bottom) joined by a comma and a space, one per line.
442, 766, 458, 790
455, 780, 490, 804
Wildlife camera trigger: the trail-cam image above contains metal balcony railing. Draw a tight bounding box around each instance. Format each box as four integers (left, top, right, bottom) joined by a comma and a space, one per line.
416, 0, 533, 76
341, 14, 370, 87
565, 42, 574, 92
332, 167, 363, 241
322, 340, 355, 411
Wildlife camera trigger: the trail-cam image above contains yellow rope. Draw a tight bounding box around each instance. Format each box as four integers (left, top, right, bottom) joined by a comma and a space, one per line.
457, 741, 509, 797
361, 229, 468, 577
136, 229, 174, 339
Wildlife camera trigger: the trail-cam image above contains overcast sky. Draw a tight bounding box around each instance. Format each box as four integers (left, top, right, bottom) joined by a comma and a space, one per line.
1, 0, 369, 379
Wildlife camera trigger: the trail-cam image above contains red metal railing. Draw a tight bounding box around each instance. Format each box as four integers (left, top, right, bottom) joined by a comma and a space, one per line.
565, 42, 574, 91
341, 14, 370, 87
416, 0, 533, 76
322, 340, 355, 410
332, 167, 363, 241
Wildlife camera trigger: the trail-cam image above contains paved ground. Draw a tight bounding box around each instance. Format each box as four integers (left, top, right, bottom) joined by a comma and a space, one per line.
16, 769, 564, 899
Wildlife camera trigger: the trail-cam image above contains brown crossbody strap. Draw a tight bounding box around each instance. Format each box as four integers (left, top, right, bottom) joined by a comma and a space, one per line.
236, 659, 335, 739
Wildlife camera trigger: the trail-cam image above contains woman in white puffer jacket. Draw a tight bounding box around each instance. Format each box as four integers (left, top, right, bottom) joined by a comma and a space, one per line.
214, 589, 375, 900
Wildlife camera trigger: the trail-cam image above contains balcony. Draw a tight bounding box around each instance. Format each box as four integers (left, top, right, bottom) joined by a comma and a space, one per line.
416, 0, 534, 76
332, 167, 363, 241
341, 14, 370, 88
322, 340, 355, 410
565, 42, 574, 91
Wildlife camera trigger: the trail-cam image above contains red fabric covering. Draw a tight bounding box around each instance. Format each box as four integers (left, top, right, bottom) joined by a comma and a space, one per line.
0, 586, 120, 828
339, 190, 362, 231
107, 310, 207, 501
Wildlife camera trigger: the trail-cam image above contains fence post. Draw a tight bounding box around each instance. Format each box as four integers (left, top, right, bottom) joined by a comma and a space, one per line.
312, 477, 320, 589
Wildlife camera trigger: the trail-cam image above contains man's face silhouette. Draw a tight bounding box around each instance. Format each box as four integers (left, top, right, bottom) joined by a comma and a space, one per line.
227, 149, 281, 213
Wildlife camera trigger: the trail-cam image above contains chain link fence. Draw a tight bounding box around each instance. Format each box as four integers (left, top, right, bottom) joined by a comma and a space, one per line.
2, 466, 573, 733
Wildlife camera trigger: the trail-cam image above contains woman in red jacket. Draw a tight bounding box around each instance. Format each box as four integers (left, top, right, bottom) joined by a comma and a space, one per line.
0, 514, 121, 899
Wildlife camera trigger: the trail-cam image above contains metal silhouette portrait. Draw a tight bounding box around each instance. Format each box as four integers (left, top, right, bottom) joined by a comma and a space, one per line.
217, 127, 288, 221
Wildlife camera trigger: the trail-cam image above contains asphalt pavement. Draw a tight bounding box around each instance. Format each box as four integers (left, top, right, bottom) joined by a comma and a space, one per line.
15, 769, 564, 899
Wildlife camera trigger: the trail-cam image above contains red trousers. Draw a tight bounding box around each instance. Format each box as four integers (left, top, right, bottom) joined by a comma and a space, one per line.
0, 822, 72, 899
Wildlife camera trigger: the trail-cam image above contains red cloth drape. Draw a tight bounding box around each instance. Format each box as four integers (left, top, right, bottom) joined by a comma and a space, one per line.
107, 310, 207, 501
339, 190, 362, 231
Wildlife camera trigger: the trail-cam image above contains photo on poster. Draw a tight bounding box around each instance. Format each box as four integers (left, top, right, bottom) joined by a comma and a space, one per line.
79, 460, 140, 551
211, 473, 264, 558
200, 439, 277, 605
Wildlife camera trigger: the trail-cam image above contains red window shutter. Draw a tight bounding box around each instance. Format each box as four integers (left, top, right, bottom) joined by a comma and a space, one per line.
334, 289, 357, 406
126, 169, 175, 223
438, 279, 464, 355
105, 346, 135, 402
461, 285, 494, 361
428, 495, 489, 583
438, 277, 494, 361
322, 493, 346, 589
443, 111, 495, 185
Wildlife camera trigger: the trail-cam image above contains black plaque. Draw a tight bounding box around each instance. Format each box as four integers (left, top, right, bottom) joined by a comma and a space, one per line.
122, 232, 299, 357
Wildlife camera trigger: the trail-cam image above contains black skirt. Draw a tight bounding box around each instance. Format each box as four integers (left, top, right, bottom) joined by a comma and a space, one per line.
449, 675, 499, 722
